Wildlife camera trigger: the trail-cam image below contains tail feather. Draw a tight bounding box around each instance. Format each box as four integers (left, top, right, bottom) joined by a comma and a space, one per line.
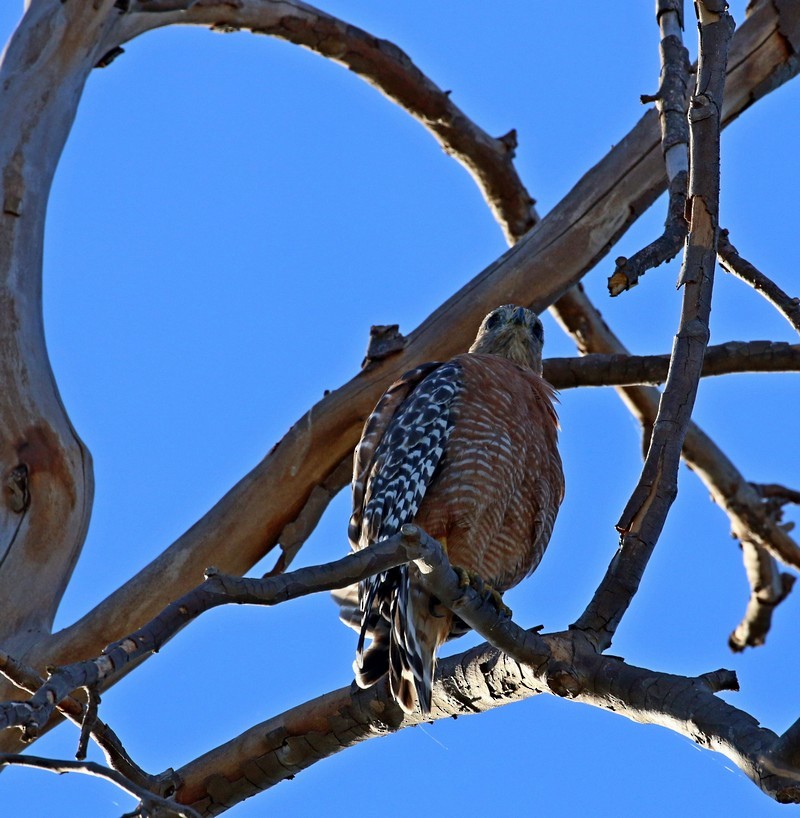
355, 627, 391, 688
389, 567, 431, 713
354, 564, 449, 714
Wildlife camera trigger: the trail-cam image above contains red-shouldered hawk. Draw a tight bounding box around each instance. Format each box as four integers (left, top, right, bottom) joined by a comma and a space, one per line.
340, 305, 564, 713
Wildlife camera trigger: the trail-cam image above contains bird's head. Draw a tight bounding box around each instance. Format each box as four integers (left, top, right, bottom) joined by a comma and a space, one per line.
468, 304, 544, 372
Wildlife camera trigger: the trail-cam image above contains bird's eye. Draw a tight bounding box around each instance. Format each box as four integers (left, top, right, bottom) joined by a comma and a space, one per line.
531, 320, 544, 343
485, 310, 503, 330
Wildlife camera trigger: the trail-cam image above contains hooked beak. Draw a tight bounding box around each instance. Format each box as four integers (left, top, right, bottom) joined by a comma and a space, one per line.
511, 306, 526, 326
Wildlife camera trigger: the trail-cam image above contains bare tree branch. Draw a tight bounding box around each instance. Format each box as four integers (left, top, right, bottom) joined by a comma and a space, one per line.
752, 483, 800, 506
0, 0, 115, 654
729, 481, 799, 650
769, 717, 800, 784
609, 0, 690, 295
0, 648, 176, 793
1, 16, 799, 816
608, 5, 734, 636
729, 539, 795, 651
0, 526, 552, 740
0, 754, 199, 818
718, 229, 800, 334
266, 458, 352, 577
543, 339, 800, 388
119, 0, 539, 242
168, 635, 800, 813
553, 287, 800, 598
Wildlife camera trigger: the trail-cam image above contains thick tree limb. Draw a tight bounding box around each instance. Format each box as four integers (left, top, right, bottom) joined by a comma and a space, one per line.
718, 229, 800, 334
168, 635, 800, 813
0, 0, 116, 653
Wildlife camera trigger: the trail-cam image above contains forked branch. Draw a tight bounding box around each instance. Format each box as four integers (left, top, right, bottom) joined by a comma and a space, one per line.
0, 754, 199, 818
609, 0, 690, 295
573, 4, 735, 646
0, 527, 550, 741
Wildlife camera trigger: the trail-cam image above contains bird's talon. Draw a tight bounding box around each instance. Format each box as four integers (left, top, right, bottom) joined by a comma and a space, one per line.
454, 566, 473, 588
488, 587, 512, 617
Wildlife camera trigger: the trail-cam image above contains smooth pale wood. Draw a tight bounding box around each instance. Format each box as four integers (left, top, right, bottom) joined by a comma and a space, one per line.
0, 0, 126, 650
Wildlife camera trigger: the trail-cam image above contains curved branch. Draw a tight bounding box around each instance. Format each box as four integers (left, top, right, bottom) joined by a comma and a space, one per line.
729, 540, 795, 651
169, 636, 800, 813
119, 0, 538, 243
0, 0, 121, 652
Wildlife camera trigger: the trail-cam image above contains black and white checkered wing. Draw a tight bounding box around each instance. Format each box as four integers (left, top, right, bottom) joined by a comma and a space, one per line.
351, 361, 461, 547
346, 361, 462, 710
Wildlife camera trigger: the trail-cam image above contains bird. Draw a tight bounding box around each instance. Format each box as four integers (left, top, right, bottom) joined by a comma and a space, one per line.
339, 304, 564, 714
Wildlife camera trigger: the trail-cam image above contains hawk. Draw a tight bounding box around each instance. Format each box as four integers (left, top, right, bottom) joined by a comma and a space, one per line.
341, 305, 564, 713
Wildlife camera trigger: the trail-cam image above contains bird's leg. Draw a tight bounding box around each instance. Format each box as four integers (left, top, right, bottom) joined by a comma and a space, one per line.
451, 566, 512, 618
483, 583, 512, 618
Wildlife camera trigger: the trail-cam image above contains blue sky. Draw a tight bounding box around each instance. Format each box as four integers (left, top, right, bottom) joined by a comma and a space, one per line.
2, 2, 799, 815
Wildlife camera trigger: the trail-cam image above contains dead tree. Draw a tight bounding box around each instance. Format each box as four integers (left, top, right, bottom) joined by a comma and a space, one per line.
1, 1, 800, 815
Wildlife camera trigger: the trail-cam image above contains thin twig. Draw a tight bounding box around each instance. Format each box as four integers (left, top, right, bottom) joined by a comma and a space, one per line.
718, 229, 800, 334
76, 687, 99, 761
752, 483, 800, 507
0, 527, 549, 739
0, 754, 199, 818
0, 648, 172, 793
